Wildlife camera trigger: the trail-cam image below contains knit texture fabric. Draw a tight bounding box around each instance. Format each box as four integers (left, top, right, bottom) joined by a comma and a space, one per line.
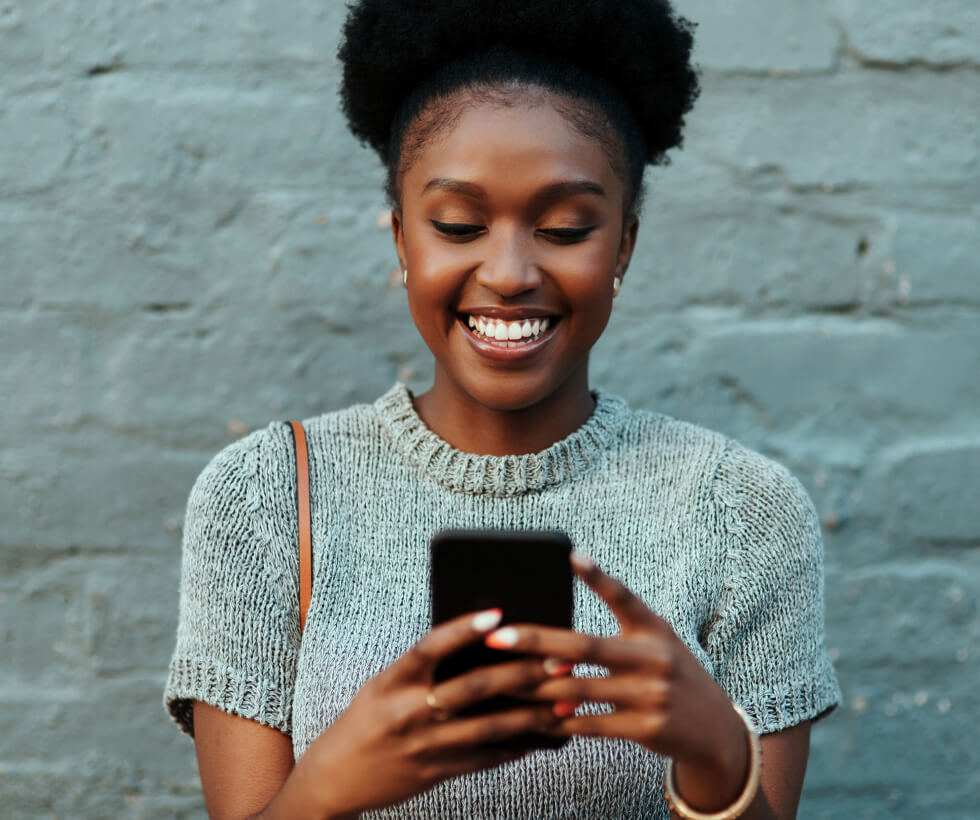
164, 383, 840, 818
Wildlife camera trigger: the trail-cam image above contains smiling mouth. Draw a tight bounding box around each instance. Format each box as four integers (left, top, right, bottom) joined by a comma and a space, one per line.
461, 313, 559, 347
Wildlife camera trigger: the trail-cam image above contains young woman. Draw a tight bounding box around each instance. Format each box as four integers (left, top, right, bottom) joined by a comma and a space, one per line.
164, 2, 840, 818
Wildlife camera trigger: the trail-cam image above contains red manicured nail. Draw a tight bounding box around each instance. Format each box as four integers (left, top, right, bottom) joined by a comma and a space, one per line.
484, 627, 519, 649
543, 658, 575, 677
553, 701, 580, 718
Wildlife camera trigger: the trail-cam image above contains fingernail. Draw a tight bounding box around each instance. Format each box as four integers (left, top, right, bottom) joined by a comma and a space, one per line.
485, 627, 519, 649
472, 609, 503, 632
570, 552, 595, 571
553, 701, 580, 718
543, 658, 575, 676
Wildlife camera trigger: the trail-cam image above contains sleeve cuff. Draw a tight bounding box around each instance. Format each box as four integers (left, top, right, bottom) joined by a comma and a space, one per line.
735, 670, 841, 734
163, 655, 294, 739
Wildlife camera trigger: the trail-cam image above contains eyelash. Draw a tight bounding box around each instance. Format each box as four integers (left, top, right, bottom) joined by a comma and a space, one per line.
430, 220, 595, 243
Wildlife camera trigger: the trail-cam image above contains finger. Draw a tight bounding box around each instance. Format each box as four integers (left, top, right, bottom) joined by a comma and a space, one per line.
387, 608, 503, 683
429, 657, 554, 714
424, 745, 534, 781
421, 704, 559, 752
551, 709, 667, 743
570, 552, 662, 630
526, 675, 670, 711
484, 625, 669, 671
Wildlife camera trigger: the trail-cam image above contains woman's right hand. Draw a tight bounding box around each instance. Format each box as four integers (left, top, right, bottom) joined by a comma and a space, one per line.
302, 608, 565, 819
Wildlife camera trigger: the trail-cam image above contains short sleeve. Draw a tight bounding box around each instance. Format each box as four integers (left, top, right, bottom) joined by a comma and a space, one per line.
163, 424, 301, 738
705, 441, 841, 734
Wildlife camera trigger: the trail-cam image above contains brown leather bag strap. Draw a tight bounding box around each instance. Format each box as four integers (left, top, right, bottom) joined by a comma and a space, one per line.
287, 420, 312, 632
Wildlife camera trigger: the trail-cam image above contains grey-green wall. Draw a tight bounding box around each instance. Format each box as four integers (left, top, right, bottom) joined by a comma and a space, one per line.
2, 1, 977, 817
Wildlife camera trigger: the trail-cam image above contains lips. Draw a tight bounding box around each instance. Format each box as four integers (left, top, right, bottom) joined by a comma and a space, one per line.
456, 311, 560, 356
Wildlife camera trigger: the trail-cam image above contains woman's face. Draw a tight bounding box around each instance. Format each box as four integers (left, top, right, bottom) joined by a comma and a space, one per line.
392, 92, 637, 414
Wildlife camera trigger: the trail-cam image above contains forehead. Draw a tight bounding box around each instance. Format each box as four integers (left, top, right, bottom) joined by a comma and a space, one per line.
402, 95, 622, 201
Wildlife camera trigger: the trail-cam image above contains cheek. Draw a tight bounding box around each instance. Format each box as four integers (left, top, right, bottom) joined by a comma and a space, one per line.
403, 234, 470, 301
540, 243, 618, 303
404, 267, 464, 345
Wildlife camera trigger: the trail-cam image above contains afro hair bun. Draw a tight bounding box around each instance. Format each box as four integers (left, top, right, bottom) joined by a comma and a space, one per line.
338, 0, 700, 168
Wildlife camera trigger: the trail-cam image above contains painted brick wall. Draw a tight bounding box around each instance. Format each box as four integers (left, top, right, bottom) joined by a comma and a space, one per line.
1, 1, 977, 817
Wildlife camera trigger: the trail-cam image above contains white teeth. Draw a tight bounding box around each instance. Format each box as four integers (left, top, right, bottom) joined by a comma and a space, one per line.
465, 314, 555, 344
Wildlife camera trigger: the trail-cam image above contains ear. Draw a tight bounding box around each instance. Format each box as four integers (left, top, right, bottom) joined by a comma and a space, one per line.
616, 215, 639, 281
390, 207, 407, 271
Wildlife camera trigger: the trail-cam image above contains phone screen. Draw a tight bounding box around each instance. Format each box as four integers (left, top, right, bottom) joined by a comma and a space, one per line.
430, 528, 574, 750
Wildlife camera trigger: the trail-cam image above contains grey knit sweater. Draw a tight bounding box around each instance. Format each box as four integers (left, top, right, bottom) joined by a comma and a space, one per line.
164, 383, 840, 819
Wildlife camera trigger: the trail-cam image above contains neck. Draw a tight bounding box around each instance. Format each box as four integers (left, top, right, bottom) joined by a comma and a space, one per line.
412, 367, 596, 456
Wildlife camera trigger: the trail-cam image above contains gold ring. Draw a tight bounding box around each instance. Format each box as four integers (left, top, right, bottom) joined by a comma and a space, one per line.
425, 690, 451, 722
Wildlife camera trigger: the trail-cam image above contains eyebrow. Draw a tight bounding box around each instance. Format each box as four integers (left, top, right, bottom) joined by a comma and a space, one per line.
421, 177, 607, 204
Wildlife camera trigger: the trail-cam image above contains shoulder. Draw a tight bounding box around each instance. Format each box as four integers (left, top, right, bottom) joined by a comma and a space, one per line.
609, 399, 731, 491
620, 403, 730, 456
711, 439, 821, 553
187, 394, 390, 523
611, 397, 819, 555
298, 397, 386, 445
183, 421, 308, 570
617, 398, 817, 528
189, 422, 296, 508
705, 438, 824, 603
195, 397, 385, 489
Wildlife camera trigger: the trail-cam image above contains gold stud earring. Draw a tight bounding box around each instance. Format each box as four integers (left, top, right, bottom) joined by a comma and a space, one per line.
613, 276, 622, 297
402, 268, 408, 288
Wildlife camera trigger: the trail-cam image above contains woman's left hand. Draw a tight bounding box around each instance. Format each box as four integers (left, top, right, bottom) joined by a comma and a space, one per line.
484, 552, 751, 809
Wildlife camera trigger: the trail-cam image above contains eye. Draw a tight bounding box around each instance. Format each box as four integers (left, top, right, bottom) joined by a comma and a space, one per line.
431, 220, 485, 239
539, 226, 596, 243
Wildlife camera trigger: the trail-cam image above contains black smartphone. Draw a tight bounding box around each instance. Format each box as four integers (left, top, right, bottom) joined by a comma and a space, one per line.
430, 528, 574, 750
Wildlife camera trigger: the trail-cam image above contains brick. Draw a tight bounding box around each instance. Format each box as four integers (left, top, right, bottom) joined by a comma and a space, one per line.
0, 555, 180, 682
0, 0, 345, 72
0, 301, 415, 449
633, 163, 980, 313
671, 317, 978, 440
629, 186, 889, 312
687, 70, 980, 189
0, 763, 205, 820
0, 196, 205, 311
0, 678, 192, 777
0, 677, 205, 815
829, 0, 980, 66
80, 73, 370, 193
863, 440, 980, 542
803, 784, 978, 820
0, 436, 202, 551
883, 212, 980, 306
676, 0, 840, 73
824, 561, 980, 673
804, 678, 980, 814
0, 184, 395, 312
0, 92, 72, 193
594, 313, 980, 447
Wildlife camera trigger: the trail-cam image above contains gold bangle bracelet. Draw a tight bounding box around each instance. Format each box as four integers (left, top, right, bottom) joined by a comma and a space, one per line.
664, 705, 762, 820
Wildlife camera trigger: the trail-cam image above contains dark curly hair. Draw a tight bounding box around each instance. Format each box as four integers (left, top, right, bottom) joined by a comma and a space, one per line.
338, 0, 700, 217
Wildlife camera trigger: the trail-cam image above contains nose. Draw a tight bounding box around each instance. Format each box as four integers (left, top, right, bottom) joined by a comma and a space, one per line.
474, 228, 543, 298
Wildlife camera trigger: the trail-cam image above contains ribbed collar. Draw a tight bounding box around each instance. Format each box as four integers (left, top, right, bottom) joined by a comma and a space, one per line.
373, 383, 631, 497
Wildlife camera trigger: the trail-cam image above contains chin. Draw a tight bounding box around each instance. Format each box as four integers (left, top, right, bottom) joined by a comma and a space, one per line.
453, 369, 568, 413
